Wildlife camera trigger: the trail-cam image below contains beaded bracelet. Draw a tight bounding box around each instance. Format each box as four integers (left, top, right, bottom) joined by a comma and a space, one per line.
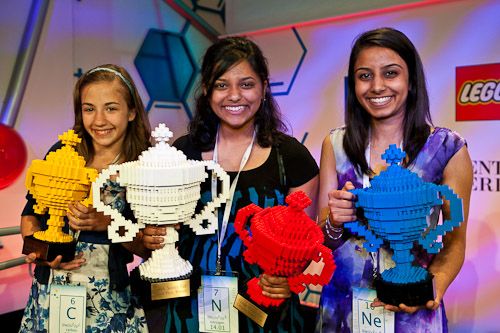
325, 215, 344, 240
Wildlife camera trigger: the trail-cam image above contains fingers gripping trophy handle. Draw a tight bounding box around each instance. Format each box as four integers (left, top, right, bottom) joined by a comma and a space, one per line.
287, 244, 335, 294
420, 184, 464, 254
186, 160, 230, 235
93, 165, 143, 243
344, 188, 383, 251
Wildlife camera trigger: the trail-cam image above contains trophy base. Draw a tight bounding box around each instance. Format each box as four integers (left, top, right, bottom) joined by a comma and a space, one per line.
233, 279, 282, 329
233, 293, 269, 328
375, 273, 434, 306
22, 235, 76, 262
130, 267, 191, 304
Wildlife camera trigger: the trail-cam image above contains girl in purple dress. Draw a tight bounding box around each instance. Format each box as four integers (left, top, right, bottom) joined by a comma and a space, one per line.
317, 27, 473, 332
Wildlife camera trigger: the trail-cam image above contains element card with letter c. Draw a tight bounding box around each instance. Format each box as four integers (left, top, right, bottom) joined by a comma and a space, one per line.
49, 284, 86, 333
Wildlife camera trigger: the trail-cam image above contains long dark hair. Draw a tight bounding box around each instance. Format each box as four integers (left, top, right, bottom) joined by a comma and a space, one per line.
73, 64, 151, 163
189, 36, 287, 150
344, 27, 433, 175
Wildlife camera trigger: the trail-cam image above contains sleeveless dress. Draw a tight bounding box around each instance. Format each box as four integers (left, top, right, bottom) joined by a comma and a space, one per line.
316, 127, 466, 333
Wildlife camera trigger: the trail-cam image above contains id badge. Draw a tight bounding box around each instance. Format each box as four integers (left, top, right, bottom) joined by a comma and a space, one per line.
352, 287, 394, 333
198, 273, 238, 333
49, 284, 86, 333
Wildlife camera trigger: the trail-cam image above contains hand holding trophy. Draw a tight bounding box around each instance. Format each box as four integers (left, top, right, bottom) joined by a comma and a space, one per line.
93, 123, 229, 300
233, 191, 336, 327
22, 129, 98, 262
344, 144, 464, 306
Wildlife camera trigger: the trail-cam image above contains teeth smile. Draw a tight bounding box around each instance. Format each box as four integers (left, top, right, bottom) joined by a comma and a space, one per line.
225, 106, 244, 112
94, 129, 112, 135
369, 96, 392, 104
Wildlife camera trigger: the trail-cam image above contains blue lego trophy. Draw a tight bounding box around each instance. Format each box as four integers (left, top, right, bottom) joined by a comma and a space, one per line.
344, 144, 464, 306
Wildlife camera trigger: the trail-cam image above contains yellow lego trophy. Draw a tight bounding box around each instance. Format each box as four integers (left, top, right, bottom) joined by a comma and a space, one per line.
22, 129, 98, 262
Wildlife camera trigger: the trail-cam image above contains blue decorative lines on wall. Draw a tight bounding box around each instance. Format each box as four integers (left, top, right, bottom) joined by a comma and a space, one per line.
271, 27, 307, 96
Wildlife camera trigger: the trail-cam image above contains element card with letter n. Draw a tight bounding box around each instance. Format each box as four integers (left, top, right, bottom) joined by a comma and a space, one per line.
198, 274, 238, 332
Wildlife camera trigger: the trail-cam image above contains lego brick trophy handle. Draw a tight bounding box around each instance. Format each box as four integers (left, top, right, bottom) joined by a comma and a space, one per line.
185, 160, 230, 235
233, 204, 263, 252
80, 184, 95, 209
419, 184, 464, 254
25, 167, 35, 196
93, 164, 143, 243
24, 167, 44, 213
343, 189, 384, 252
287, 243, 336, 294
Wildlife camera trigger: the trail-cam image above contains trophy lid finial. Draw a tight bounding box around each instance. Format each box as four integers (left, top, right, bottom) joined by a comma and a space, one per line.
285, 190, 312, 211
138, 123, 187, 167
382, 144, 406, 166
152, 123, 173, 143
367, 144, 422, 192
58, 129, 81, 147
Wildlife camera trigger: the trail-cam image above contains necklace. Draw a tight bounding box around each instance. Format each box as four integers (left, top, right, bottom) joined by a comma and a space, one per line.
109, 152, 122, 165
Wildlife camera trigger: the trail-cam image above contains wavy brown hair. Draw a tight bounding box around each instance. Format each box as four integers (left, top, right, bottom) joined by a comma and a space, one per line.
189, 36, 287, 150
73, 64, 151, 163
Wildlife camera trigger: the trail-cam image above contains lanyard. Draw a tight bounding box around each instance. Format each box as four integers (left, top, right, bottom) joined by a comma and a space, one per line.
212, 128, 256, 273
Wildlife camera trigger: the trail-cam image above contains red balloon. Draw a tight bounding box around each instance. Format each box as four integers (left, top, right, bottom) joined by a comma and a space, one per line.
0, 123, 28, 189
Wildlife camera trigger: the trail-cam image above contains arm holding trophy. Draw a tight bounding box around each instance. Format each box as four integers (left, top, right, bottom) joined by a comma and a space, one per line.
138, 36, 320, 333
22, 131, 97, 268
19, 64, 151, 332
317, 27, 473, 332
93, 123, 229, 301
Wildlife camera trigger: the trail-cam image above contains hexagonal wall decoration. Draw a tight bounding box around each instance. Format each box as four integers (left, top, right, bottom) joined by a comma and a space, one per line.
135, 28, 197, 118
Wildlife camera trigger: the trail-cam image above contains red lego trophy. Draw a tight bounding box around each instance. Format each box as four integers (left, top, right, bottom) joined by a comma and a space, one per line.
233, 191, 335, 327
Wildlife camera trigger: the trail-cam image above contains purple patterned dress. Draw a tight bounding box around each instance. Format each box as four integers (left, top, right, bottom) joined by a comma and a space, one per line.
316, 127, 466, 333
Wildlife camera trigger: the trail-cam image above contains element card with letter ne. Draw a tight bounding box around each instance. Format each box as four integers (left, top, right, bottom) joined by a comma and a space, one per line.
352, 287, 394, 333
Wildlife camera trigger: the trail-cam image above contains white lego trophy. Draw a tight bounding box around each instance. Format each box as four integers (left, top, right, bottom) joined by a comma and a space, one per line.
93, 123, 229, 300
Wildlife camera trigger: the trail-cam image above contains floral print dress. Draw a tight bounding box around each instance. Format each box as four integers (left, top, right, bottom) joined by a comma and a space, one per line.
19, 180, 147, 333
316, 127, 466, 333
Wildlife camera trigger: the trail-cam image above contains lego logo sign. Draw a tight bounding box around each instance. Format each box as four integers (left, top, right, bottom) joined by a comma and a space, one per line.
456, 63, 500, 121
